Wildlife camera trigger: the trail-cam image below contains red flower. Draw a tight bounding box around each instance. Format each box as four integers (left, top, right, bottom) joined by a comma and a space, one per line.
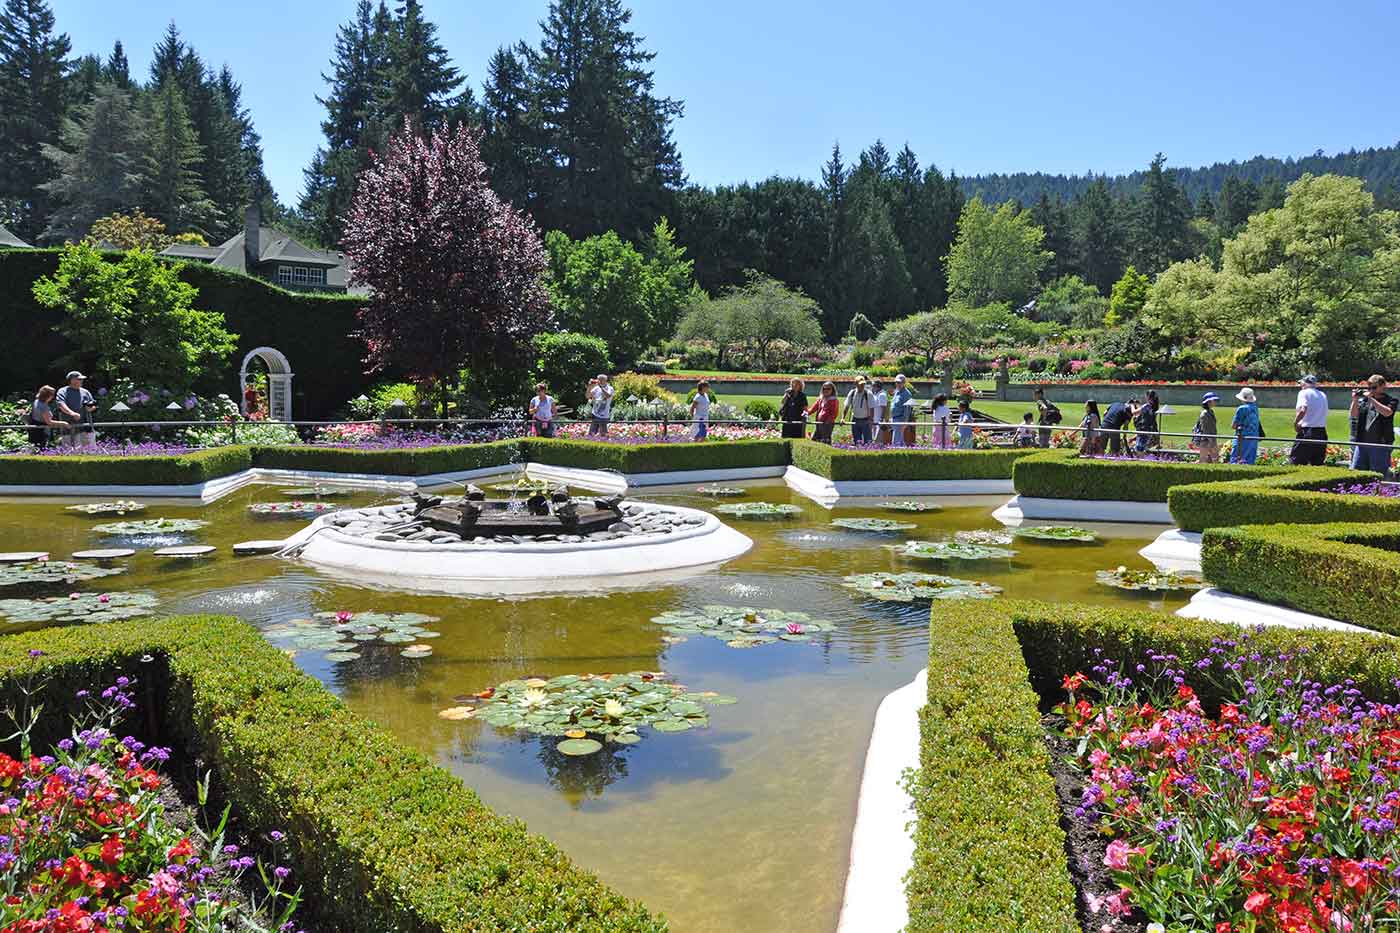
1062, 672, 1088, 692
166, 837, 194, 861
1244, 891, 1272, 914
99, 835, 124, 866
1338, 859, 1369, 892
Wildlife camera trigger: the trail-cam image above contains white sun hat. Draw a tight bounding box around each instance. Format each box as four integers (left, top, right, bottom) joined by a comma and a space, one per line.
1235, 387, 1256, 403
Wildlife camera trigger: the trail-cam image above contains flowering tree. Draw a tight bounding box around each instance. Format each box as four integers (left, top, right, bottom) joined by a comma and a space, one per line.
343, 119, 552, 411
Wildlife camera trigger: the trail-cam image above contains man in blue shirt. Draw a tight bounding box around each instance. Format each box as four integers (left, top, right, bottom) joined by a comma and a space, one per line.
890, 374, 914, 448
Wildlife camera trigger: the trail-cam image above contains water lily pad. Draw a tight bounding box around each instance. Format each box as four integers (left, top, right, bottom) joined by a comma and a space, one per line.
438, 706, 475, 720
696, 486, 746, 496
954, 529, 1015, 546
279, 486, 351, 498
0, 591, 158, 624
1013, 525, 1097, 543
612, 732, 642, 745
841, 572, 1001, 603
714, 502, 802, 519
879, 501, 942, 513
0, 561, 124, 591
400, 644, 433, 658
651, 720, 691, 733
66, 500, 145, 516
650, 605, 832, 647
557, 737, 603, 756
830, 518, 918, 533
885, 541, 1017, 561
250, 501, 339, 517
323, 650, 362, 662
263, 610, 442, 659
91, 518, 208, 536
1096, 567, 1206, 592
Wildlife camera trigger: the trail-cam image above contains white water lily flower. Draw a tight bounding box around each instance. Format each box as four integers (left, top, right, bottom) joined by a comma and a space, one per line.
604, 698, 625, 719
1116, 565, 1128, 574
520, 688, 548, 708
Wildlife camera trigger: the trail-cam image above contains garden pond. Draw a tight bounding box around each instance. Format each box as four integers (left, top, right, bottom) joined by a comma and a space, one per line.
0, 480, 1191, 932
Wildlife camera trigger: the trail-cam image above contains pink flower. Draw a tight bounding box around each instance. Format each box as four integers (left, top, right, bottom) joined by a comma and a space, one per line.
98, 594, 110, 604
1103, 838, 1142, 871
335, 610, 353, 623
785, 622, 804, 635
68, 592, 80, 600
1103, 889, 1133, 917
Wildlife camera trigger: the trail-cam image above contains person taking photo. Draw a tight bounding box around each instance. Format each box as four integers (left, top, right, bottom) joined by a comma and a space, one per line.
1350, 374, 1396, 478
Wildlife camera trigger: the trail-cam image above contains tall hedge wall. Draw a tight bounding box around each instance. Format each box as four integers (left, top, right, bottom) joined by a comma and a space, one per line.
0, 618, 665, 931
0, 248, 371, 418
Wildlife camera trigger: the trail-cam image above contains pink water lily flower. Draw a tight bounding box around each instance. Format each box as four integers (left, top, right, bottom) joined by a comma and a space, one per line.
785, 622, 804, 635
68, 592, 80, 600
98, 594, 110, 604
335, 610, 353, 623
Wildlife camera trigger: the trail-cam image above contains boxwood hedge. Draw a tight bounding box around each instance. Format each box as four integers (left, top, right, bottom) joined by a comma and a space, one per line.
1168, 467, 1393, 532
790, 440, 1030, 482
249, 441, 522, 477
910, 599, 1400, 931
1200, 520, 1400, 632
0, 618, 664, 932
0, 445, 251, 486
520, 438, 790, 474
1011, 449, 1300, 502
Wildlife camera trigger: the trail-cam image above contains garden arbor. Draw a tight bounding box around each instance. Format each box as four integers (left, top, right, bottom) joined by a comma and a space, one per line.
239, 347, 293, 420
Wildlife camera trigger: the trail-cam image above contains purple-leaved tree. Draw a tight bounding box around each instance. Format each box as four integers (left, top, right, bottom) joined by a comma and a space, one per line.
343, 118, 552, 413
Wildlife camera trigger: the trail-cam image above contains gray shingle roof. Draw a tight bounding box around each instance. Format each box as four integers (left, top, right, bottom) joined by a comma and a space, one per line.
0, 225, 30, 248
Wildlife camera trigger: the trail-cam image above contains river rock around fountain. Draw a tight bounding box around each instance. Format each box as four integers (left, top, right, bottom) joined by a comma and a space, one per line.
323, 498, 705, 546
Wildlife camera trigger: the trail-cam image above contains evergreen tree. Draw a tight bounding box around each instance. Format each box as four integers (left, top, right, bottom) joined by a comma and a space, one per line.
1129, 153, 1193, 276
103, 40, 129, 89
524, 0, 684, 237
480, 43, 539, 210
141, 80, 212, 232
1030, 193, 1074, 283
378, 0, 469, 129
1216, 176, 1260, 235
41, 81, 147, 239
0, 0, 72, 241
1195, 190, 1216, 220
67, 52, 99, 106
1070, 178, 1125, 294
820, 142, 849, 333
218, 66, 274, 210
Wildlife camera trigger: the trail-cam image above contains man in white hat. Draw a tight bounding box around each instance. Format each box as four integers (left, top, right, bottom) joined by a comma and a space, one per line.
54, 371, 97, 450
1290, 374, 1329, 465
587, 373, 613, 437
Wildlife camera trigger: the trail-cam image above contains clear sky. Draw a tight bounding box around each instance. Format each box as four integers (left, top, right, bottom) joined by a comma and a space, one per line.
49, 0, 1400, 205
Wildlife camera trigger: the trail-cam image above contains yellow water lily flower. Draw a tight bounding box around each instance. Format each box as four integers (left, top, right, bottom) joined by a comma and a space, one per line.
604, 698, 625, 719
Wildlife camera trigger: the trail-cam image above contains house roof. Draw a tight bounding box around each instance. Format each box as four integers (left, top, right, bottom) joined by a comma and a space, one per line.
0, 225, 30, 248
161, 243, 222, 261
157, 221, 350, 289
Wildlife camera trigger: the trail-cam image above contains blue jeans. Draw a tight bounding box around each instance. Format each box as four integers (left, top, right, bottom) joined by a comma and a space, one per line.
693, 420, 708, 440
1352, 442, 1392, 478
851, 418, 872, 445
1231, 438, 1258, 464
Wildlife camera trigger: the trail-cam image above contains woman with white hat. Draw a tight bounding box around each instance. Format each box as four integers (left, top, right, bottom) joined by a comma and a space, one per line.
1230, 387, 1261, 464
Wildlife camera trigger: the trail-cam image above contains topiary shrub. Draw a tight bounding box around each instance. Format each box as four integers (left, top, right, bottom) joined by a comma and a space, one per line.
1011, 449, 1303, 503
790, 440, 1031, 482
743, 399, 778, 422
1169, 468, 1396, 531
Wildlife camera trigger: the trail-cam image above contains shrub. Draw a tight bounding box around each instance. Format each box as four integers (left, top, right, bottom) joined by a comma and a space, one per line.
345, 381, 423, 419
790, 440, 1031, 482
1011, 449, 1304, 502
251, 441, 521, 477
521, 438, 789, 474
0, 618, 663, 931
743, 399, 778, 422
1168, 467, 1394, 531
532, 332, 613, 409
1201, 520, 1400, 631
0, 446, 250, 486
609, 371, 678, 405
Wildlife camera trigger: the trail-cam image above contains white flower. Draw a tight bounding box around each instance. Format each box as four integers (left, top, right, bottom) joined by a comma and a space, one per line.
603, 698, 625, 719
519, 688, 548, 709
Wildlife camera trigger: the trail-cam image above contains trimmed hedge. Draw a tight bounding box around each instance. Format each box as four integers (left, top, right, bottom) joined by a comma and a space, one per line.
1201, 520, 1400, 632
521, 438, 790, 474
910, 599, 1400, 931
0, 445, 251, 485
1169, 468, 1395, 532
1011, 449, 1299, 502
0, 618, 664, 932
250, 441, 522, 476
790, 440, 1031, 482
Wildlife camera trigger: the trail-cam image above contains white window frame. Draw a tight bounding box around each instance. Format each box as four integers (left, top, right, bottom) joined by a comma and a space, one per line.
308, 267, 326, 286
277, 265, 294, 285
292, 266, 309, 285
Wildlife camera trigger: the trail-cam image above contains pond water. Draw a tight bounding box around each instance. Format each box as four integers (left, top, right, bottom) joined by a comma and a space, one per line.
0, 481, 1187, 932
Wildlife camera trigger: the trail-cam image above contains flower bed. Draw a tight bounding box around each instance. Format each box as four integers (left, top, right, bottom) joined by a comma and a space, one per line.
1056, 636, 1400, 931
554, 421, 776, 443
0, 618, 663, 931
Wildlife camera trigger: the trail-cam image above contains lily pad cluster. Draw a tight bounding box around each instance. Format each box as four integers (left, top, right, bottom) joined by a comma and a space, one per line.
830, 518, 918, 533
249, 501, 339, 517
714, 502, 803, 519
841, 571, 1001, 602
1013, 525, 1097, 543
0, 592, 158, 624
955, 529, 1015, 546
261, 610, 441, 662
695, 486, 747, 497
65, 501, 145, 516
91, 518, 208, 536
879, 501, 941, 513
0, 561, 124, 590
279, 486, 350, 498
649, 604, 833, 648
1096, 566, 1206, 592
884, 540, 1017, 561
445, 671, 736, 755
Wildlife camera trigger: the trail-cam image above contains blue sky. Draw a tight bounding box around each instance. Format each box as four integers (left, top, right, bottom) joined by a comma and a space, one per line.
50, 0, 1400, 205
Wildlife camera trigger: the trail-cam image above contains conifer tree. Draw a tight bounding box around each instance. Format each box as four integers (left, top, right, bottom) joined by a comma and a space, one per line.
41, 81, 147, 239
141, 79, 212, 232
1071, 178, 1125, 293
103, 40, 129, 88
0, 0, 72, 240
480, 43, 538, 210
1130, 153, 1193, 276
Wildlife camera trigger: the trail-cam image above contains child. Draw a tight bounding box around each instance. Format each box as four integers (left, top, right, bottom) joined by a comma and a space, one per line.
690, 380, 711, 440
930, 394, 950, 448
956, 400, 976, 449
529, 383, 555, 437
1013, 413, 1035, 448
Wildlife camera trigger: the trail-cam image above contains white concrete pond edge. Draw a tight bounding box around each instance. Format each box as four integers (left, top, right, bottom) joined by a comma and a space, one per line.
784, 465, 1013, 507
1138, 529, 1203, 573
837, 667, 926, 933
993, 495, 1174, 525
1176, 588, 1384, 636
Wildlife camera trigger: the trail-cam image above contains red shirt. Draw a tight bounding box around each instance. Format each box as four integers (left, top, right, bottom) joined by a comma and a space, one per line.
810, 396, 839, 423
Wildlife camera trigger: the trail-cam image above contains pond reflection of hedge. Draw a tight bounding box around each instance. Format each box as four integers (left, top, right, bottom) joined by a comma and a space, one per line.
1169, 468, 1398, 532
908, 600, 1400, 933
0, 618, 663, 931
1201, 521, 1400, 632
790, 440, 1032, 482
1011, 449, 1303, 503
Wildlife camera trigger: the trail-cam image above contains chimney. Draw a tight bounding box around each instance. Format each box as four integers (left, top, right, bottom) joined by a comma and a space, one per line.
243, 204, 261, 269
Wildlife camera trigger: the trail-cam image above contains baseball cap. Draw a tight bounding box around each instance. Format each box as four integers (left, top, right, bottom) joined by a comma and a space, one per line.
1298, 374, 1318, 386
65, 371, 85, 380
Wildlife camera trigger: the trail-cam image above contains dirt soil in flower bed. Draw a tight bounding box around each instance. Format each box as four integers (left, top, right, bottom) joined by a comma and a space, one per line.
1042, 715, 1147, 933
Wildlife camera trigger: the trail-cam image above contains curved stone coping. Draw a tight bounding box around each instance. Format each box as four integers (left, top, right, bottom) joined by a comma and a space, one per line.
284, 501, 753, 585
1139, 529, 1203, 573
837, 667, 926, 933
1176, 588, 1382, 636
785, 465, 1013, 507
993, 495, 1173, 525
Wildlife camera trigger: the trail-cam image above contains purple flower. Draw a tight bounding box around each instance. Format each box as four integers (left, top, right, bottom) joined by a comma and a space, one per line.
28, 648, 42, 658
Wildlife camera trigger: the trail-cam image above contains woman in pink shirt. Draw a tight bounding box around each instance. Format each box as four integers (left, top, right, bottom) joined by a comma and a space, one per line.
807, 381, 840, 444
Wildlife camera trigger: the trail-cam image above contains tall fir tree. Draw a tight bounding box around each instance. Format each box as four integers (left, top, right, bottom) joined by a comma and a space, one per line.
480, 43, 539, 210
0, 0, 72, 240
141, 79, 212, 233
41, 81, 147, 239
103, 40, 129, 89
1129, 153, 1193, 276
1030, 193, 1075, 283
378, 0, 469, 129
820, 142, 849, 333
1071, 178, 1125, 294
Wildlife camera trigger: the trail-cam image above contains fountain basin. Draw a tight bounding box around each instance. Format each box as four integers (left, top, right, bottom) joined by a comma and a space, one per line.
282, 500, 753, 589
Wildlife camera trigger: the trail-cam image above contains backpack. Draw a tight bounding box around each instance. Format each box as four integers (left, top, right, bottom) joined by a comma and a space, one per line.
1190, 414, 1206, 447
1041, 401, 1062, 425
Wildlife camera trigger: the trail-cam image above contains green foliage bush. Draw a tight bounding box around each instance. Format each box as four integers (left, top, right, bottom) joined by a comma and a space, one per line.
743, 399, 778, 422
532, 332, 613, 409
1201, 521, 1400, 631
1012, 449, 1300, 502
1168, 468, 1394, 531
522, 438, 789, 474
251, 442, 521, 477
609, 371, 678, 405
0, 618, 663, 931
790, 440, 1031, 481
0, 446, 250, 485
